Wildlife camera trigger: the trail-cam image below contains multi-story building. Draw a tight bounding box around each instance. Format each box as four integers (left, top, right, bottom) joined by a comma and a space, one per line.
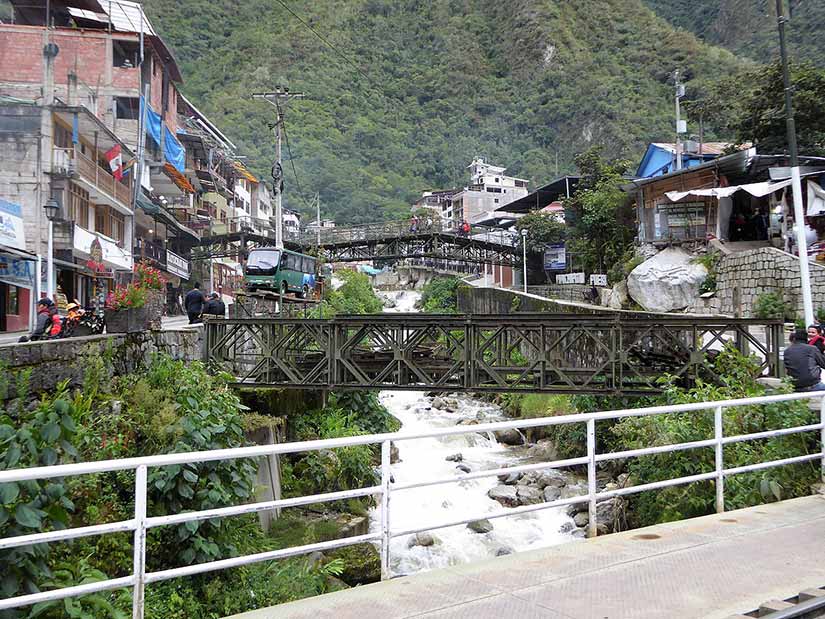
451, 158, 529, 225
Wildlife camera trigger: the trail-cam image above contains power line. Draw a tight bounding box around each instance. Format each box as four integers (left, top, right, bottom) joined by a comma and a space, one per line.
281, 119, 314, 210
273, 0, 380, 92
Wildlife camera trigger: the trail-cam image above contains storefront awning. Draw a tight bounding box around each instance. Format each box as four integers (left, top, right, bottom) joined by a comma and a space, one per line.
666, 179, 793, 202
163, 163, 196, 193
73, 225, 133, 271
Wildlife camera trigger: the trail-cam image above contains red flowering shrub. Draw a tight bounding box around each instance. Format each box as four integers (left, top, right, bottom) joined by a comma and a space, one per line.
105, 283, 148, 310
134, 260, 165, 290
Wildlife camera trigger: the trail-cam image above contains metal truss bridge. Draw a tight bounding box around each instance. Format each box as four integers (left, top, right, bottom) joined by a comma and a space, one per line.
184, 219, 519, 266
203, 314, 783, 394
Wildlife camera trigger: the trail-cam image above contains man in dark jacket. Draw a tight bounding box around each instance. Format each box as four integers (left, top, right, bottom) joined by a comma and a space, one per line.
19, 298, 54, 342
184, 282, 205, 324
783, 329, 825, 391
203, 292, 226, 318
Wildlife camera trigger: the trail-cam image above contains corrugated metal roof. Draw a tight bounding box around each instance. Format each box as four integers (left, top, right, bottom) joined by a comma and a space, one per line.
651, 142, 746, 156
67, 1, 155, 35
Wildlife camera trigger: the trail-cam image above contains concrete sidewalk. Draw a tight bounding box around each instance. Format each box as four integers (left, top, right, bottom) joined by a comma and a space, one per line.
227, 495, 825, 619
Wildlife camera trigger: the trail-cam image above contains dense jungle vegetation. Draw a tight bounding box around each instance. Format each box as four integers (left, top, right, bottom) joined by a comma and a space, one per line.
142, 0, 748, 224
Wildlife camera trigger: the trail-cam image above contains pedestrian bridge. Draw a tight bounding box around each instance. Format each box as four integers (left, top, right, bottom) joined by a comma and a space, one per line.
203, 314, 783, 395
227, 495, 825, 619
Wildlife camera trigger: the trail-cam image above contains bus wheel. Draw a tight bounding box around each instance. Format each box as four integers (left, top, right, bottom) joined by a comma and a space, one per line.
280, 281, 289, 296
301, 284, 310, 299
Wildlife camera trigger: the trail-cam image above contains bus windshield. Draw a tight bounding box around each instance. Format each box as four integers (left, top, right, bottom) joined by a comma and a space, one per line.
246, 249, 281, 275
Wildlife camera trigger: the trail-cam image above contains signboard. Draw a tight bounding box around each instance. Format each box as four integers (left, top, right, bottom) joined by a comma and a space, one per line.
556, 272, 585, 285
543, 243, 566, 270
0, 199, 27, 250
166, 249, 190, 280
590, 274, 608, 287
0, 252, 35, 288
73, 225, 133, 271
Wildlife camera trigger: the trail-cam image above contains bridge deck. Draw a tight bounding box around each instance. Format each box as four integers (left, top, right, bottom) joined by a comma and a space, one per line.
226, 495, 825, 619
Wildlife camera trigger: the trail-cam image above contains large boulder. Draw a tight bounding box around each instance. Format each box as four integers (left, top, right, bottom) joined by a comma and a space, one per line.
467, 519, 494, 534
488, 484, 519, 507
626, 248, 707, 313
607, 280, 629, 310
516, 485, 543, 505
494, 428, 525, 445
324, 543, 380, 586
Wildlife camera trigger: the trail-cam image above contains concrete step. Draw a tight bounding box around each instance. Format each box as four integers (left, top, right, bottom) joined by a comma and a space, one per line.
759, 600, 794, 616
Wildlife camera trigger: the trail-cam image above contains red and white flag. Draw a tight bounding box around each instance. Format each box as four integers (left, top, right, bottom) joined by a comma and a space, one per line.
104, 144, 123, 181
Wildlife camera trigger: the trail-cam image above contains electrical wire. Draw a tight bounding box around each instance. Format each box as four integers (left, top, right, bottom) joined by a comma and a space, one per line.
281, 119, 314, 210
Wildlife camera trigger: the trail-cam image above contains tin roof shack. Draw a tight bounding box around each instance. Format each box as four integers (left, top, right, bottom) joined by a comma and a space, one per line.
625, 149, 825, 251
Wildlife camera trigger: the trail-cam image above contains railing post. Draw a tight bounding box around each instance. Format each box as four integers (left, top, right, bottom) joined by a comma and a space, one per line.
380, 440, 392, 580
132, 465, 148, 619
587, 418, 597, 538
715, 406, 724, 513
820, 397, 825, 483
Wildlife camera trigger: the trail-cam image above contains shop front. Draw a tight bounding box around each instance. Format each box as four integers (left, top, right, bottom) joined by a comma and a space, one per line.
70, 225, 133, 307
0, 198, 35, 332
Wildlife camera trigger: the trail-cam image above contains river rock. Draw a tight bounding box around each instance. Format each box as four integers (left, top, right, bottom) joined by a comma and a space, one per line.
561, 480, 587, 500
467, 519, 494, 534
595, 497, 625, 535
526, 439, 558, 461
626, 247, 707, 313
488, 485, 519, 507
323, 543, 380, 586
516, 485, 543, 505
523, 469, 567, 489
607, 279, 629, 310
559, 521, 575, 534
407, 532, 438, 548
445, 453, 463, 462
497, 471, 522, 485
571, 528, 587, 539
543, 486, 562, 502
456, 463, 472, 474
432, 396, 446, 409
573, 512, 589, 527
494, 546, 513, 556
456, 419, 479, 426
494, 428, 525, 445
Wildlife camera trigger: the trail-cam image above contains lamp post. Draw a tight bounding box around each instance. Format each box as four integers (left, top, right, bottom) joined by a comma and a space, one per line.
521, 228, 528, 294
43, 198, 60, 299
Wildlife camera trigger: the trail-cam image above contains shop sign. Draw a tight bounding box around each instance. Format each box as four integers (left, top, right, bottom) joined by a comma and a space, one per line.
543, 243, 566, 270
590, 274, 608, 287
0, 199, 27, 250
73, 225, 133, 271
166, 249, 190, 280
556, 272, 585, 285
0, 252, 35, 288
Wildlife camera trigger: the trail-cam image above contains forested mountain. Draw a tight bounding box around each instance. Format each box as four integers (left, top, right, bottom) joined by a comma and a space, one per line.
143, 0, 744, 224
644, 0, 823, 67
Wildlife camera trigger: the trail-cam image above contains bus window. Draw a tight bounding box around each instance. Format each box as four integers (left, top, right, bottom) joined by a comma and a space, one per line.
246, 249, 281, 274
302, 257, 315, 273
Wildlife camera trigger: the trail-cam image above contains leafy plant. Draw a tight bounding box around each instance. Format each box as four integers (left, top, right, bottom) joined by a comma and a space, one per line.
753, 292, 787, 320
693, 252, 720, 294
0, 385, 79, 601
28, 559, 129, 619
420, 277, 461, 314
105, 283, 148, 311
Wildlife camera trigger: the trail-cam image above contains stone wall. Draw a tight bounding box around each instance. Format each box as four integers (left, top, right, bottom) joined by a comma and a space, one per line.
692, 248, 825, 318
0, 329, 202, 399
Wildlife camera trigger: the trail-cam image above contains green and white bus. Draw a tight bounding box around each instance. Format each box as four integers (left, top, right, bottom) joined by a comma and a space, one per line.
244, 248, 317, 297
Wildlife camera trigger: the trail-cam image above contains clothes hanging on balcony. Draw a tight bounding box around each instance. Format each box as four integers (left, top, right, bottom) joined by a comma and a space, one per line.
139, 97, 186, 174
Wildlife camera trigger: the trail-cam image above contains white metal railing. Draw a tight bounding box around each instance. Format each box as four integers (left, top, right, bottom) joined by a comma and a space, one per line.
1, 391, 824, 617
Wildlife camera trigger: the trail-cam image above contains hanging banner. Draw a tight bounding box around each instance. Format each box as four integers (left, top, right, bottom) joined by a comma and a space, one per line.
0, 199, 27, 250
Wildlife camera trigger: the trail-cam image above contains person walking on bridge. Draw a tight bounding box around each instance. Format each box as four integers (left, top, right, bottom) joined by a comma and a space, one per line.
784, 329, 825, 391
410, 215, 418, 233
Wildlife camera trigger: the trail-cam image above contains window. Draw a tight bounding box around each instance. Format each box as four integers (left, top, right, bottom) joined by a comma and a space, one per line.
7, 286, 19, 315
494, 198, 499, 204
54, 123, 72, 149
69, 183, 90, 228
111, 210, 125, 242
95, 205, 108, 236
115, 97, 140, 120
486, 187, 502, 193
112, 40, 140, 68
494, 177, 499, 183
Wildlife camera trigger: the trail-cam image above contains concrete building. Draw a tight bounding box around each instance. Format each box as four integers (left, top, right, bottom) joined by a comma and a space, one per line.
412, 190, 457, 221
452, 158, 529, 225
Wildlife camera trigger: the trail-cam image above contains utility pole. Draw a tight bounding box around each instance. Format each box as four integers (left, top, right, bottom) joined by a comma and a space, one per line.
315, 192, 321, 246
674, 71, 686, 171
252, 87, 305, 250
776, 0, 814, 326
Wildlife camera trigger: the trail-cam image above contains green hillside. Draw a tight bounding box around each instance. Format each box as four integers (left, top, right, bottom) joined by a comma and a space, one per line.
644, 0, 824, 66
143, 0, 744, 224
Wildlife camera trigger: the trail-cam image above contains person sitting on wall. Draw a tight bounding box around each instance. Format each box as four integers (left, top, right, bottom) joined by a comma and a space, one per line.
808, 324, 825, 353
19, 298, 55, 342
203, 292, 226, 318
784, 329, 825, 391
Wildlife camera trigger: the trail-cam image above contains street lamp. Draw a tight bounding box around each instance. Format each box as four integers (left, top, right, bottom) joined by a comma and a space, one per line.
43, 198, 60, 299
521, 228, 528, 294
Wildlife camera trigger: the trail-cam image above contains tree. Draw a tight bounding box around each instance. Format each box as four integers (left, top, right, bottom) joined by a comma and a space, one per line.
563, 148, 635, 276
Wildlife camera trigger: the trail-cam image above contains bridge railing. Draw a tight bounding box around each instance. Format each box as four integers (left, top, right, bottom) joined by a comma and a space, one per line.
1, 391, 823, 617
203, 315, 785, 394
297, 219, 516, 247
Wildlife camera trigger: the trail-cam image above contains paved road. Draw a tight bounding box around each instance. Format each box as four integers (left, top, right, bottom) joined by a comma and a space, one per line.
227, 495, 825, 619
0, 315, 197, 346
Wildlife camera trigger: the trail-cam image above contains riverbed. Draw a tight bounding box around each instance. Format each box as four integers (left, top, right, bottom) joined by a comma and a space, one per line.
370, 290, 577, 576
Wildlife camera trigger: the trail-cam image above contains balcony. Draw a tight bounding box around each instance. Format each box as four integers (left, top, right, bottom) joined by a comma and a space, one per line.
133, 238, 167, 268
53, 147, 133, 212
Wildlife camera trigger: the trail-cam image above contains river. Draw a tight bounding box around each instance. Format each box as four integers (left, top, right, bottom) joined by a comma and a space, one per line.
370, 290, 577, 576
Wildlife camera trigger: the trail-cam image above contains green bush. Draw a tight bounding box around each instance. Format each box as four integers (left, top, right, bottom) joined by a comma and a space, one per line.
322, 271, 382, 316
753, 292, 788, 320
420, 276, 461, 313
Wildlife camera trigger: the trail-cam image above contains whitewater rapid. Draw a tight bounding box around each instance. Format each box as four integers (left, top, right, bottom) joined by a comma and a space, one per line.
370, 290, 577, 576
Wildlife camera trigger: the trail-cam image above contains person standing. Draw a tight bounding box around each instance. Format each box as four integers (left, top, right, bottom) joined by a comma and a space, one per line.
184, 282, 205, 324
203, 292, 226, 318
784, 329, 825, 391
